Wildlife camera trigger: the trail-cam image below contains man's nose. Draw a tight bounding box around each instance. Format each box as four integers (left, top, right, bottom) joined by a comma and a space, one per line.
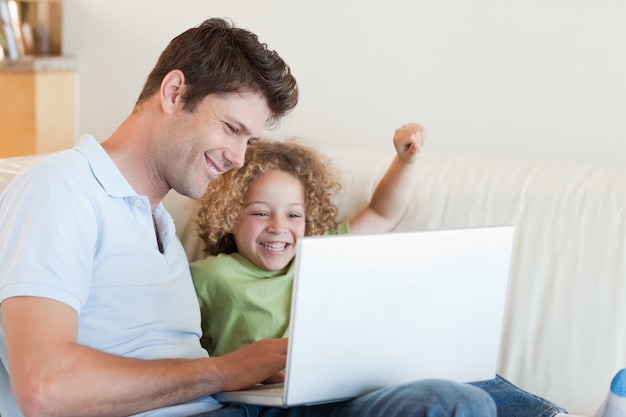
225, 141, 247, 169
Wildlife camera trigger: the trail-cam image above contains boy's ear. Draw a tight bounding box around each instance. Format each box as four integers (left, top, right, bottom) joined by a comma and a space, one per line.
160, 70, 186, 114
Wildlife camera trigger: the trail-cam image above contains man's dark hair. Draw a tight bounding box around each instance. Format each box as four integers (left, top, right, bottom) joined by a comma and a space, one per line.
136, 18, 298, 125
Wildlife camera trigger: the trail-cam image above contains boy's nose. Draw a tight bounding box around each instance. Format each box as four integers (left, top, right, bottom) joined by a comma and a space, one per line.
267, 217, 286, 233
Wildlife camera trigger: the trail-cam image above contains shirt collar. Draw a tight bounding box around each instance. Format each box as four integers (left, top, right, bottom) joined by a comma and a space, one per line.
75, 134, 138, 198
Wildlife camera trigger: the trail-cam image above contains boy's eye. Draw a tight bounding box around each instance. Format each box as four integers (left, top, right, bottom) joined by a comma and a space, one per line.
252, 212, 268, 217
225, 123, 238, 133
288, 213, 302, 219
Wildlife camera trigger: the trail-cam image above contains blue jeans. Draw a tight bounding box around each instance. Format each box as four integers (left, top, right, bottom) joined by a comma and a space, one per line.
471, 374, 567, 417
190, 379, 496, 417
190, 375, 566, 417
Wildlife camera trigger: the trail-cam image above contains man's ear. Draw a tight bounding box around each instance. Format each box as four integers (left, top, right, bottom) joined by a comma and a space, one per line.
160, 70, 186, 114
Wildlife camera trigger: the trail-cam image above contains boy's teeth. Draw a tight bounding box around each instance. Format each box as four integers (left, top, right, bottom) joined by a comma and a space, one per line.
262, 242, 287, 250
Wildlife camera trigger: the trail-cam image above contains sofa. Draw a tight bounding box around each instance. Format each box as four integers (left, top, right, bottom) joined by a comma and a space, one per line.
1, 147, 624, 416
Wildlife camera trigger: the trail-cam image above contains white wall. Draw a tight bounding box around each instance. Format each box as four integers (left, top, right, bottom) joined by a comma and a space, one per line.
63, 0, 626, 167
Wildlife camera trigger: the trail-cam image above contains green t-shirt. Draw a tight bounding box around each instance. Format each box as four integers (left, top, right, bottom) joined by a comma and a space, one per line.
191, 221, 349, 356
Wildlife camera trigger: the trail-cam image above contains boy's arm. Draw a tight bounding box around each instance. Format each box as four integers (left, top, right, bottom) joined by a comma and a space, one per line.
349, 123, 425, 234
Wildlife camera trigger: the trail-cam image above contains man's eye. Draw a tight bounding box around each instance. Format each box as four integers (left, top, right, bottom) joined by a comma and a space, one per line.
226, 123, 238, 133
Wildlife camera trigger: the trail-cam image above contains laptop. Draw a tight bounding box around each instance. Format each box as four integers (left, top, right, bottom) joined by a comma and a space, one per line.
214, 225, 515, 407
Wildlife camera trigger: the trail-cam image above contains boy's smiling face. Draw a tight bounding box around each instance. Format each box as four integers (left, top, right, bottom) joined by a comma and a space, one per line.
233, 170, 306, 271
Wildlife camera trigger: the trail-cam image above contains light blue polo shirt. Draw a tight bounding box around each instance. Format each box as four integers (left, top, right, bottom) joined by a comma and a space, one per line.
0, 135, 221, 416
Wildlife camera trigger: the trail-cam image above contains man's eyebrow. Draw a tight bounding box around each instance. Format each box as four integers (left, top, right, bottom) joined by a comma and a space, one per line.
228, 117, 262, 141
231, 118, 252, 136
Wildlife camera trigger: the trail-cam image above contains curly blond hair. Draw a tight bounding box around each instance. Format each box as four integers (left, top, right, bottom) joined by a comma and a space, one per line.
194, 139, 342, 255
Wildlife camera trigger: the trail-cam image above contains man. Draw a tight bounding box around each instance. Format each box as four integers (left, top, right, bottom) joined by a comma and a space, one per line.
0, 18, 495, 417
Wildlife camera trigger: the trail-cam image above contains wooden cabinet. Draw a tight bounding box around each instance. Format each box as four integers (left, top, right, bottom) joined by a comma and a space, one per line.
0, 56, 77, 157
